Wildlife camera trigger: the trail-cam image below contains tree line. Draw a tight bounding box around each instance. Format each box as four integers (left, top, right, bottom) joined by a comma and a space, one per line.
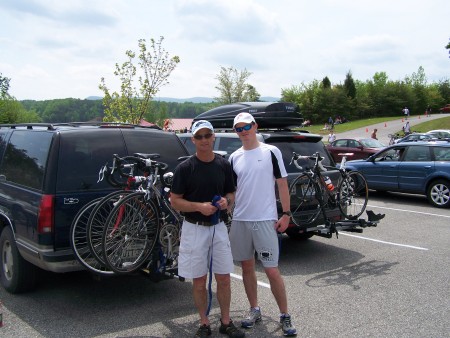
281, 67, 450, 124
2, 67, 449, 127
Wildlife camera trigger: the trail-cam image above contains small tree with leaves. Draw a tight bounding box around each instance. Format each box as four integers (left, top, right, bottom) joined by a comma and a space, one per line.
99, 36, 180, 125
214, 66, 259, 104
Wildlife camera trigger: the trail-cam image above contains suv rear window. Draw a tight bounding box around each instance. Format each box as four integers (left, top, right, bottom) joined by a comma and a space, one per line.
0, 131, 52, 190
56, 129, 188, 192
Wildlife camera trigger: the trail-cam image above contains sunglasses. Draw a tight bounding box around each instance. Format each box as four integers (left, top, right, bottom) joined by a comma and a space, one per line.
235, 123, 253, 133
193, 133, 213, 140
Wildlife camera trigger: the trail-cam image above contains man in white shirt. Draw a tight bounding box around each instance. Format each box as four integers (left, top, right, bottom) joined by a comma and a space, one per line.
229, 113, 297, 337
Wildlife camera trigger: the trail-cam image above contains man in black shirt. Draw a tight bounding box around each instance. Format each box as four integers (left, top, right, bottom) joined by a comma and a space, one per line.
171, 120, 244, 338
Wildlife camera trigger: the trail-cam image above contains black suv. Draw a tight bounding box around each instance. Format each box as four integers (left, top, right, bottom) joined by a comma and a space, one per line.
178, 128, 343, 240
0, 123, 189, 293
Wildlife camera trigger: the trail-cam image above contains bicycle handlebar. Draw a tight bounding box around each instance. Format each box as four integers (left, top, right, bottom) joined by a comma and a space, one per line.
97, 154, 169, 188
289, 152, 326, 172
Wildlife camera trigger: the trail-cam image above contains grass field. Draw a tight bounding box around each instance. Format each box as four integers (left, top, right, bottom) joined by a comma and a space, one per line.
296, 115, 450, 136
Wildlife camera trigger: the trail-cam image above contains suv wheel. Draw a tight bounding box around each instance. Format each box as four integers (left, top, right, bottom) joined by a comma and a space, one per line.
0, 227, 38, 293
427, 179, 450, 208
285, 228, 314, 240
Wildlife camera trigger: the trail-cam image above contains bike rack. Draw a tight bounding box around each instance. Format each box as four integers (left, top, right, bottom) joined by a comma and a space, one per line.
302, 210, 385, 239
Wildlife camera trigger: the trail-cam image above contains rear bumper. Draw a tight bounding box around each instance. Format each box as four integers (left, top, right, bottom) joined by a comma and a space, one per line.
16, 238, 84, 273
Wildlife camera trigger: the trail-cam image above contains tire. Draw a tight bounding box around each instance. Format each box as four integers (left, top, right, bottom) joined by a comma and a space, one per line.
102, 192, 160, 274
70, 198, 115, 275
427, 179, 450, 208
285, 228, 314, 240
289, 174, 322, 226
87, 190, 133, 265
337, 171, 369, 220
0, 226, 38, 293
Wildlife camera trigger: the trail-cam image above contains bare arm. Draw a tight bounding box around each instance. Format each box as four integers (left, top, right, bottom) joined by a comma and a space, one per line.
275, 177, 291, 232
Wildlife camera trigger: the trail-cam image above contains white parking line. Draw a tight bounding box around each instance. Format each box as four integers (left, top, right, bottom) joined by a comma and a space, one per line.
338, 232, 429, 250
230, 272, 271, 289
367, 204, 450, 218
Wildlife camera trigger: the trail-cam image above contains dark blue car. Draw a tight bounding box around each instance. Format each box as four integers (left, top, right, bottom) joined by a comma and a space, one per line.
344, 142, 450, 208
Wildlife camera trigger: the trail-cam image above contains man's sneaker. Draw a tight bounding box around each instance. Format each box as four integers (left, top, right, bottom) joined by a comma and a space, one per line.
241, 307, 262, 328
195, 324, 211, 337
219, 319, 245, 338
280, 314, 297, 336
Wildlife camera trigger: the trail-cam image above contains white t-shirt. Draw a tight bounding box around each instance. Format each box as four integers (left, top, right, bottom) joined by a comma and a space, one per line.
229, 143, 287, 221
328, 133, 336, 142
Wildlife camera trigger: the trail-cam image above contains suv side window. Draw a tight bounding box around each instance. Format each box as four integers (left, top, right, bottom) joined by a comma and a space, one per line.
403, 146, 431, 162
0, 131, 52, 190
0, 129, 8, 160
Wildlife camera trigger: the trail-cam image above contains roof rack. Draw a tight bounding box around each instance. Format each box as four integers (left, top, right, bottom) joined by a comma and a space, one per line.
0, 122, 162, 130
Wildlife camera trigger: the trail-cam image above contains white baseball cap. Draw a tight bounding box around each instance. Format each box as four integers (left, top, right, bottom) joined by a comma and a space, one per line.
191, 120, 214, 135
233, 112, 256, 127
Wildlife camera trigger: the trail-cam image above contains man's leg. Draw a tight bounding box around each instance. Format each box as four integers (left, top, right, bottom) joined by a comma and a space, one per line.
215, 273, 231, 324
241, 258, 258, 308
265, 267, 288, 313
193, 275, 209, 325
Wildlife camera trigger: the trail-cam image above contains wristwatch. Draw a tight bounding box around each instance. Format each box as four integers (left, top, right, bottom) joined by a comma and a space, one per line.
282, 211, 292, 217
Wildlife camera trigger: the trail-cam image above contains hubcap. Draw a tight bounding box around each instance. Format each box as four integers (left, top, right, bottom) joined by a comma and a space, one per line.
2, 240, 13, 281
431, 184, 450, 206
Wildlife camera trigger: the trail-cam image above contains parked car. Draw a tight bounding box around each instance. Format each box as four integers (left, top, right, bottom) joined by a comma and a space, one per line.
0, 123, 190, 293
326, 138, 386, 163
344, 142, 450, 208
426, 130, 450, 140
395, 133, 434, 143
439, 104, 450, 113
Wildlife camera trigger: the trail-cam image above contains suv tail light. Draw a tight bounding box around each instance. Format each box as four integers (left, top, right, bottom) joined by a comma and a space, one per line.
38, 195, 54, 234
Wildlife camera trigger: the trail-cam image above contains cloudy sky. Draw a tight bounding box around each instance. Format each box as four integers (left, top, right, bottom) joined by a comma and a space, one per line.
1, 0, 449, 101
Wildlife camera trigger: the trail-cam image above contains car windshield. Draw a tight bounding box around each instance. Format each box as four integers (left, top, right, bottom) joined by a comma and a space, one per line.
360, 138, 385, 148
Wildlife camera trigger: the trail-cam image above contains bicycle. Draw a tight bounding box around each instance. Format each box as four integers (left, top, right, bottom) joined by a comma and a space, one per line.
288, 152, 369, 228
70, 155, 151, 275
388, 133, 401, 145
100, 154, 182, 275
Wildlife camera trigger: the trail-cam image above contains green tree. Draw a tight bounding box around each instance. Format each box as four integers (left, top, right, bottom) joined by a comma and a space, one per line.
214, 66, 258, 104
0, 73, 33, 123
344, 71, 356, 99
322, 76, 331, 89
99, 36, 180, 125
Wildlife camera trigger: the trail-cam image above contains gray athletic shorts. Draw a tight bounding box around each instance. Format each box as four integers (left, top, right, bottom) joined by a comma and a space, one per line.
178, 220, 234, 279
229, 220, 279, 268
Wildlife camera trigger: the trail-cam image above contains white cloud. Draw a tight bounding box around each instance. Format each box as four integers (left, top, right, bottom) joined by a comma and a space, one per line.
0, 0, 449, 100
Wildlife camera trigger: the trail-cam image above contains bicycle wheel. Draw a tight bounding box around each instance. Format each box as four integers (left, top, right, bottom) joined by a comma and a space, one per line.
337, 171, 369, 220
70, 198, 115, 275
289, 174, 322, 226
87, 190, 133, 265
102, 192, 160, 274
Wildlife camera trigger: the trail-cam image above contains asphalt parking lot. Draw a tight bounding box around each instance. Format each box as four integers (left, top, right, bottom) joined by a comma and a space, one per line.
1, 191, 449, 337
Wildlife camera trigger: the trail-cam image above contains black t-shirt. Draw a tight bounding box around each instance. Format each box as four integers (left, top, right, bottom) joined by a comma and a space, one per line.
171, 154, 235, 222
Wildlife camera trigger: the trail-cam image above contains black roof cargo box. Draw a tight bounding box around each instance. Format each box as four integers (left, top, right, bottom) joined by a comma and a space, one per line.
193, 102, 303, 129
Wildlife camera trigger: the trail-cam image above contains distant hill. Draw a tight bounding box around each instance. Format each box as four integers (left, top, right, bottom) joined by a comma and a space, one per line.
86, 96, 280, 103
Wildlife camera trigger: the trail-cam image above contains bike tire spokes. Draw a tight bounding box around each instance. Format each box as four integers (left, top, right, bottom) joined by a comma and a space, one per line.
102, 193, 159, 274
70, 199, 115, 275
289, 174, 321, 226
338, 171, 369, 220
